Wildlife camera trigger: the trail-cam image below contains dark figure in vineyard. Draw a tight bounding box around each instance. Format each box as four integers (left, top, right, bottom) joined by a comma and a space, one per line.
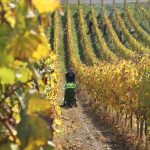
118, 31, 126, 44
61, 68, 77, 108
98, 21, 101, 29
118, 31, 123, 43
129, 28, 135, 35
129, 28, 139, 40
65, 68, 76, 83
103, 23, 107, 37
38, 15, 41, 25
88, 20, 93, 34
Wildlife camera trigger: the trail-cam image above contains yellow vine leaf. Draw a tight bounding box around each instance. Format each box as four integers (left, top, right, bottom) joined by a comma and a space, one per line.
50, 53, 56, 61
7, 30, 50, 61
27, 98, 50, 115
32, 0, 60, 13
5, 10, 16, 28
55, 128, 61, 133
54, 119, 62, 126
56, 106, 61, 115
32, 42, 49, 60
13, 113, 21, 124
25, 139, 45, 150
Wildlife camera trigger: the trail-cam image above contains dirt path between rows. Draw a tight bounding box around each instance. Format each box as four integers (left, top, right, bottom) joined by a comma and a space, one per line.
54, 97, 140, 150
55, 101, 110, 150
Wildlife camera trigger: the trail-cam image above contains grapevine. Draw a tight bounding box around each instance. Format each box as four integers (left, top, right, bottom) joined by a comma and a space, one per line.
91, 7, 118, 62
114, 10, 150, 54
103, 11, 135, 59
126, 7, 150, 47
53, 11, 59, 53
78, 4, 98, 65
140, 7, 150, 21
134, 7, 150, 33
133, 6, 150, 34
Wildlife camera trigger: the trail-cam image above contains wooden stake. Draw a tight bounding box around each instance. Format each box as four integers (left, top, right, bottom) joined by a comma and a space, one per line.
78, 0, 80, 5
124, 0, 127, 8
136, 0, 139, 8
113, 0, 115, 6
90, 0, 92, 6
101, 0, 104, 7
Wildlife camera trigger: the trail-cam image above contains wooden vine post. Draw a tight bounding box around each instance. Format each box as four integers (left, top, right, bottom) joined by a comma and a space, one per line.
78, 0, 81, 5
136, 0, 139, 9
101, 0, 104, 12
101, 0, 104, 8
113, 0, 115, 10
90, 0, 92, 6
124, 0, 127, 8
113, 0, 115, 6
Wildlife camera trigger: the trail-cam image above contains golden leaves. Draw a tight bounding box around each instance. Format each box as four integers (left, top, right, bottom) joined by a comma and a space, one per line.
55, 119, 62, 126
0, 0, 60, 149
103, 11, 134, 59
32, 34, 50, 60
7, 30, 50, 61
2, 2, 16, 28
27, 97, 50, 115
91, 7, 117, 61
5, 10, 16, 28
32, 0, 60, 13
115, 9, 149, 54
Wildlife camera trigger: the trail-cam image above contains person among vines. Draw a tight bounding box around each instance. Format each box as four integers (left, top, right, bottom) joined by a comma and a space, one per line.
61, 68, 77, 108
103, 23, 107, 37
88, 20, 93, 34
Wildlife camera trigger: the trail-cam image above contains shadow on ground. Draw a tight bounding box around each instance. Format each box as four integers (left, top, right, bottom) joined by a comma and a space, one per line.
80, 101, 142, 150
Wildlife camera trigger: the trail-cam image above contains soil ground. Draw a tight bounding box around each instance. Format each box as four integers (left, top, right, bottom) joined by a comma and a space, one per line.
54, 97, 140, 150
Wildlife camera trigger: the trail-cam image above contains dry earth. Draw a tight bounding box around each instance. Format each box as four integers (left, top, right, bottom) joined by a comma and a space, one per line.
54, 98, 141, 150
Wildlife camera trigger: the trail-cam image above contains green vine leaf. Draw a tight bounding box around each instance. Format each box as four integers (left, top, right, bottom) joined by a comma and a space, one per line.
0, 67, 15, 84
